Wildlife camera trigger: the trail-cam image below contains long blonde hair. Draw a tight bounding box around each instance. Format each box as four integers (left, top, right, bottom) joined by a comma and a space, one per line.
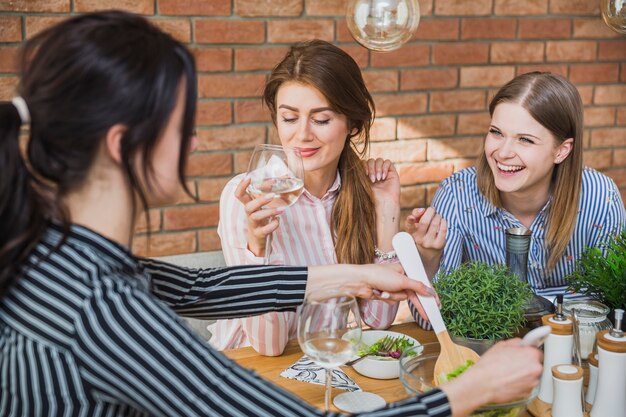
263, 40, 376, 264
477, 72, 583, 271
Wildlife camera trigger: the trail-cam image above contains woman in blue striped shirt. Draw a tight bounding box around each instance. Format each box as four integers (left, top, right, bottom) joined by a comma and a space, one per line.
408, 72, 625, 311
0, 11, 542, 417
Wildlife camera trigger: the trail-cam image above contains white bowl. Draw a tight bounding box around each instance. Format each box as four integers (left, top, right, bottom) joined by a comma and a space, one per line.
351, 330, 421, 380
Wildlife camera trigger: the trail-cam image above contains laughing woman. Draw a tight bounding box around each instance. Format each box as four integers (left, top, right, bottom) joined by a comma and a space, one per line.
407, 72, 625, 315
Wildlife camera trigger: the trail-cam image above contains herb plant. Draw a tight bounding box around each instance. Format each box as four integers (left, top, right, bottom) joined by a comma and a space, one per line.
566, 228, 626, 310
434, 262, 533, 340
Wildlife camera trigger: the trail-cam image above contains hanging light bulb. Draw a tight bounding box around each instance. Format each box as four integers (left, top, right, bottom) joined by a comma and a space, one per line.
346, 0, 420, 52
601, 0, 626, 34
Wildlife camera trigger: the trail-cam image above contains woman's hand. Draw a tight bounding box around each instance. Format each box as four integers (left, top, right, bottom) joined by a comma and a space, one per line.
405, 207, 447, 279
235, 176, 285, 257
364, 158, 400, 205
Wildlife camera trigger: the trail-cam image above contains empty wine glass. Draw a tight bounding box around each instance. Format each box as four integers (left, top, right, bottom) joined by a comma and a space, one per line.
246, 144, 304, 265
296, 288, 362, 411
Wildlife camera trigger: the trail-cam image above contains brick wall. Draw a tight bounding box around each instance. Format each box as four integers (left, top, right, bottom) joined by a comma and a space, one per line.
1, 0, 625, 257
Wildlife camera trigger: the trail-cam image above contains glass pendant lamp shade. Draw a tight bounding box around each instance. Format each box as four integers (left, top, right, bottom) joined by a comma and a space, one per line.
346, 0, 420, 52
601, 0, 626, 34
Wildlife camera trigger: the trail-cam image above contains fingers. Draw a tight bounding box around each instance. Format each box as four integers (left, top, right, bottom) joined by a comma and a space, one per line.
235, 176, 253, 204
412, 207, 446, 248
364, 158, 393, 182
408, 292, 430, 322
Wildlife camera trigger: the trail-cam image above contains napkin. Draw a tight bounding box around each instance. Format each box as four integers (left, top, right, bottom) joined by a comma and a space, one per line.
280, 355, 361, 392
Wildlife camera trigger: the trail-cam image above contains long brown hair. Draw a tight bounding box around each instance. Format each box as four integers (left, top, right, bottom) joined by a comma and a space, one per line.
263, 40, 376, 264
477, 72, 583, 271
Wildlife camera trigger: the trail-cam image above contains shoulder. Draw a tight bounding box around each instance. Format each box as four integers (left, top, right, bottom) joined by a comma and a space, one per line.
435, 167, 482, 203
580, 167, 620, 194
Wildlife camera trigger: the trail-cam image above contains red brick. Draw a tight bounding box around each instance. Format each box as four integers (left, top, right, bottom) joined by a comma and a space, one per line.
397, 115, 456, 139
196, 101, 232, 126
150, 19, 191, 43
454, 158, 477, 171
0, 47, 20, 72
614, 149, 626, 165
578, 86, 594, 105
460, 66, 515, 87
235, 47, 288, 71
398, 162, 454, 185
432, 43, 488, 65
192, 48, 232, 72
583, 149, 613, 170
374, 93, 428, 116
132, 231, 197, 257
546, 41, 597, 62
434, 0, 492, 16
25, 16, 67, 38
516, 64, 568, 77
341, 45, 369, 69
425, 183, 440, 204
197, 126, 265, 151
495, 0, 548, 15
176, 181, 198, 205
198, 177, 231, 202
362, 70, 399, 93
0, 0, 69, 12
458, 112, 491, 135
370, 139, 427, 162
370, 117, 397, 141
570, 64, 619, 84
622, 64, 626, 83
400, 185, 427, 209
187, 153, 233, 177
234, 150, 254, 173
401, 68, 458, 90
134, 209, 162, 233
235, 99, 271, 123
236, 0, 301, 16
268, 20, 334, 43
519, 18, 571, 39
164, 204, 219, 230
199, 229, 222, 251
307, 0, 348, 16
159, 0, 230, 16
196, 20, 264, 44
371, 45, 429, 68
584, 107, 616, 127
430, 90, 486, 112
336, 20, 354, 42
461, 18, 516, 40
75, 0, 153, 14
595, 85, 626, 105
428, 137, 482, 160
573, 18, 622, 38
0, 76, 18, 100
419, 0, 434, 16
591, 127, 626, 147
491, 41, 544, 63
550, 0, 600, 15
413, 18, 460, 41
198, 74, 265, 98
0, 16, 21, 42
618, 108, 626, 125
608, 169, 626, 188
598, 40, 626, 61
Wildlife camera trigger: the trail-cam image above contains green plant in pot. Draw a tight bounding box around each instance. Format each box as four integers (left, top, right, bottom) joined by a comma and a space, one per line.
566, 228, 626, 329
434, 261, 533, 353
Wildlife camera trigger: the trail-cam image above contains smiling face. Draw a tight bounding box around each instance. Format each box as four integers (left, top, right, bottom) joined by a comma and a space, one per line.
275, 81, 351, 178
484, 102, 573, 202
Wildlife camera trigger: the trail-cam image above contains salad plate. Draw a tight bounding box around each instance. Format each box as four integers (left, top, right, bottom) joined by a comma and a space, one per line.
349, 330, 421, 379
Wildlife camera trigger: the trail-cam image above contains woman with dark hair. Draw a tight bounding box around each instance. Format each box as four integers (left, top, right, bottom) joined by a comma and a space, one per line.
407, 72, 625, 326
215, 40, 446, 355
0, 12, 541, 417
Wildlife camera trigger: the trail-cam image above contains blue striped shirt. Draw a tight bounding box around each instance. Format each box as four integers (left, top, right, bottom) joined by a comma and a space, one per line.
0, 223, 451, 417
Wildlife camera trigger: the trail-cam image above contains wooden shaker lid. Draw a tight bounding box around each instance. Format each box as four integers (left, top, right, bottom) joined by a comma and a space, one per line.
552, 364, 583, 380
596, 329, 626, 353
588, 352, 598, 367
542, 314, 573, 335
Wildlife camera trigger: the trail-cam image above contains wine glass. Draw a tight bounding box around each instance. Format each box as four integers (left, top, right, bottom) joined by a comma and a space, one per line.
246, 144, 304, 265
296, 288, 363, 411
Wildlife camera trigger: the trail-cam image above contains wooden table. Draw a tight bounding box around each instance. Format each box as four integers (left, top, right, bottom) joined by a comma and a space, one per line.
225, 322, 532, 415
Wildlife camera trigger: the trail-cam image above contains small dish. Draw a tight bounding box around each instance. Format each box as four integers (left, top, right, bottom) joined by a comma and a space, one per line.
350, 330, 421, 380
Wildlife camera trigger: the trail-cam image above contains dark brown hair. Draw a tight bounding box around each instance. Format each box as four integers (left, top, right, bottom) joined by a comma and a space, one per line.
477, 72, 583, 271
0, 11, 197, 294
263, 40, 376, 264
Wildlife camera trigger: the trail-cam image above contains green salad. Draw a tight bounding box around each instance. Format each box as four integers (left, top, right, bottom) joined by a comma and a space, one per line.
356, 335, 415, 359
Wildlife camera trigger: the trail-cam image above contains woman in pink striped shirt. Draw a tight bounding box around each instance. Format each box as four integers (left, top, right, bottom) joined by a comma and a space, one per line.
212, 40, 444, 356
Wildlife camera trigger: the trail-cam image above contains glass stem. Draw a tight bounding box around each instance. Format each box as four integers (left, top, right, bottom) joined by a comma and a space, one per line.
324, 368, 332, 411
263, 232, 273, 265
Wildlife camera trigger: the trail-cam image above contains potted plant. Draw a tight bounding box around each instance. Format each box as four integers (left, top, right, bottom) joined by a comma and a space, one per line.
566, 228, 626, 329
434, 261, 533, 353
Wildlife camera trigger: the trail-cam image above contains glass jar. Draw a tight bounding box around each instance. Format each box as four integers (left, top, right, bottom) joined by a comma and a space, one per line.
563, 300, 612, 362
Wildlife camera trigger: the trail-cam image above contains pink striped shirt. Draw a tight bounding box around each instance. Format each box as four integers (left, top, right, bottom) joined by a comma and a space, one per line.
211, 172, 399, 356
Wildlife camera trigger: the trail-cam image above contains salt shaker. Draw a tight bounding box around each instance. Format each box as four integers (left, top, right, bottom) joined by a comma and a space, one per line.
585, 352, 598, 406
551, 364, 584, 417
537, 296, 573, 404
591, 309, 626, 417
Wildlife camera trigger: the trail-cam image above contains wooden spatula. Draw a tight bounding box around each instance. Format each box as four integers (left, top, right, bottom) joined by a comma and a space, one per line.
392, 232, 480, 385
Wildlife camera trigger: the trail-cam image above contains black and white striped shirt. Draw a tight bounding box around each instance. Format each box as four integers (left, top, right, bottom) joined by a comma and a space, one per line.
0, 223, 451, 417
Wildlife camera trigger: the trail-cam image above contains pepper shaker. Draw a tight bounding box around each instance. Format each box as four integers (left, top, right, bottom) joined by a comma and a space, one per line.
551, 364, 584, 417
